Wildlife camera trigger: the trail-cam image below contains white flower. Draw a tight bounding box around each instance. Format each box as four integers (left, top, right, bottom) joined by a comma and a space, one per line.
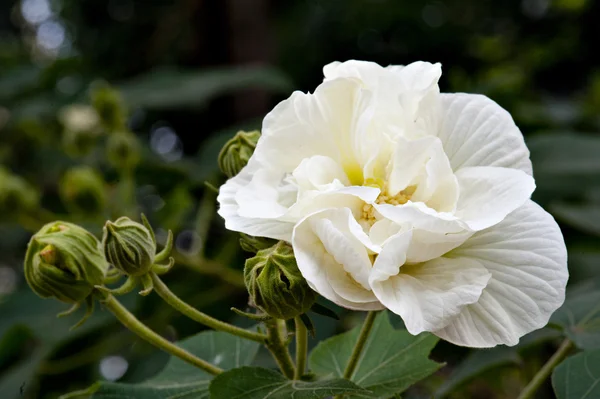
217, 60, 568, 348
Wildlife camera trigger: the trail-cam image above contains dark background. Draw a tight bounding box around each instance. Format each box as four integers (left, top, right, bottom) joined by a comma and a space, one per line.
1, 1, 600, 398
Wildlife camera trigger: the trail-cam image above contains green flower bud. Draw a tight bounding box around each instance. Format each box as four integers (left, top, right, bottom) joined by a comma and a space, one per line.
24, 221, 108, 304
218, 130, 260, 178
0, 167, 40, 217
244, 241, 316, 320
102, 217, 155, 277
106, 131, 141, 170
59, 166, 107, 216
239, 233, 277, 253
60, 105, 102, 157
91, 83, 127, 131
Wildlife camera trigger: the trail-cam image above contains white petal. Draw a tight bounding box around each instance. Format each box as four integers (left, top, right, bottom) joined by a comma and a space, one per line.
433, 200, 568, 348
374, 201, 465, 234
256, 78, 373, 185
217, 164, 294, 241
369, 232, 491, 335
437, 93, 532, 174
454, 166, 535, 231
387, 136, 458, 212
292, 208, 382, 310
292, 155, 350, 191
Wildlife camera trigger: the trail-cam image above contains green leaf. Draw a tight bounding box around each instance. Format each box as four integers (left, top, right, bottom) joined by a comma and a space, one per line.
527, 133, 600, 200
434, 347, 520, 398
209, 366, 372, 399
550, 290, 600, 350
552, 349, 600, 399
91, 329, 260, 398
551, 204, 600, 237
119, 66, 293, 110
309, 311, 442, 398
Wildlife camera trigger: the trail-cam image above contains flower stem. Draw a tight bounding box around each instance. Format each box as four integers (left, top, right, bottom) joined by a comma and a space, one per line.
333, 311, 378, 399
150, 272, 267, 343
99, 292, 222, 375
343, 311, 377, 379
266, 319, 296, 379
517, 339, 574, 399
294, 316, 308, 380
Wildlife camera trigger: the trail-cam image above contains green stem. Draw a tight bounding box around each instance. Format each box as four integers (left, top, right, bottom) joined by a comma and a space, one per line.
99, 292, 222, 375
333, 312, 378, 399
343, 311, 377, 379
517, 339, 574, 399
266, 319, 296, 379
150, 272, 267, 343
294, 317, 308, 380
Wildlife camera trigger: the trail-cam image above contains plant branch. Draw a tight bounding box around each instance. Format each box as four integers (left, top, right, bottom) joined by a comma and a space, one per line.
98, 291, 222, 375
294, 316, 308, 380
265, 319, 296, 379
517, 339, 574, 399
150, 272, 267, 343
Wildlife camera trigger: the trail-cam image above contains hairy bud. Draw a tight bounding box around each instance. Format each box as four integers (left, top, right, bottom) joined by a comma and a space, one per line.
218, 130, 260, 178
244, 241, 316, 320
24, 221, 108, 304
102, 217, 155, 277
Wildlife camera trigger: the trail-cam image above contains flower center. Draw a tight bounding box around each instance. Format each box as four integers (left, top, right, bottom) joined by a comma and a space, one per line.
361, 185, 417, 225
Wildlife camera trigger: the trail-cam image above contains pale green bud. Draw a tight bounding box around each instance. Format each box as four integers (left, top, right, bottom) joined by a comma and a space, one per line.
59, 166, 107, 216
106, 131, 141, 170
24, 222, 108, 304
60, 105, 102, 157
218, 130, 260, 178
91, 83, 127, 131
244, 241, 317, 320
102, 217, 155, 277
0, 167, 40, 217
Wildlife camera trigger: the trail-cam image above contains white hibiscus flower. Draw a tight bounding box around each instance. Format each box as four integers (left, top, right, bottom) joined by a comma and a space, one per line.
217, 60, 568, 348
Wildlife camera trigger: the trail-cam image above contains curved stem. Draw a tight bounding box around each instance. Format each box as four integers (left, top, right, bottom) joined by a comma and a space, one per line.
99, 292, 222, 375
266, 319, 296, 379
294, 317, 308, 380
150, 272, 267, 343
517, 339, 574, 399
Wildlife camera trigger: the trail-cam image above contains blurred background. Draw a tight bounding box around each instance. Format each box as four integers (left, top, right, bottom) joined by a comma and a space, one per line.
1, 0, 599, 398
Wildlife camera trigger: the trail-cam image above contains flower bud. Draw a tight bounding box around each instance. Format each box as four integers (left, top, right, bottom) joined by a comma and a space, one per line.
244, 241, 317, 320
24, 221, 108, 303
91, 83, 127, 132
102, 217, 155, 277
60, 105, 102, 157
239, 233, 277, 253
59, 166, 107, 216
218, 130, 260, 178
0, 167, 40, 218
106, 131, 141, 170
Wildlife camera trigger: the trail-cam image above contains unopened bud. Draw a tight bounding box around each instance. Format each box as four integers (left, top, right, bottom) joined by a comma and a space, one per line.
218, 130, 260, 178
106, 131, 141, 170
91, 83, 127, 132
244, 241, 316, 320
59, 166, 107, 216
102, 217, 155, 277
24, 221, 108, 304
0, 167, 40, 218
239, 234, 277, 253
